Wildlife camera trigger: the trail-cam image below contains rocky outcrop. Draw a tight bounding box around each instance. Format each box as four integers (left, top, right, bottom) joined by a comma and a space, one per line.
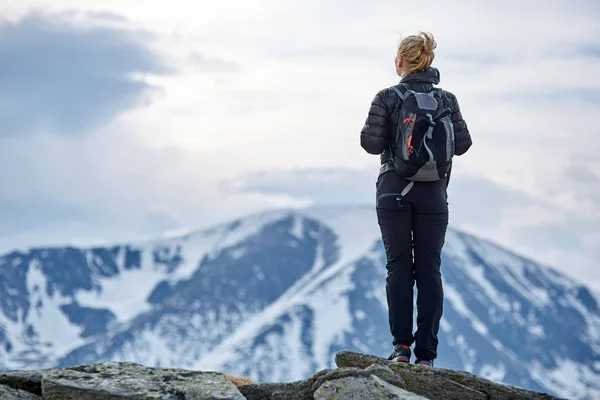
333, 351, 564, 400
0, 370, 43, 395
0, 352, 566, 400
0, 384, 41, 400
239, 353, 565, 400
312, 365, 430, 400
1, 362, 244, 400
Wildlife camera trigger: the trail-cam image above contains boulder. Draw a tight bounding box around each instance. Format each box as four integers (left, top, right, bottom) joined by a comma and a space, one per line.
241, 364, 413, 400
0, 370, 43, 395
0, 384, 41, 399
314, 375, 430, 400
41, 362, 245, 400
335, 351, 566, 400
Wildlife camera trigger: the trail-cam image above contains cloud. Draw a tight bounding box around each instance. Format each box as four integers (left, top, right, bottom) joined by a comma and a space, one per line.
0, 1, 598, 294
187, 52, 241, 73
0, 198, 86, 235
0, 11, 172, 137
0, 128, 310, 253
510, 223, 582, 253
565, 157, 600, 188
0, 10, 300, 253
234, 168, 376, 206
581, 46, 600, 57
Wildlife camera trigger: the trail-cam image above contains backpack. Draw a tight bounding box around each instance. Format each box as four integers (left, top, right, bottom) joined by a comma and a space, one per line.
390, 84, 455, 182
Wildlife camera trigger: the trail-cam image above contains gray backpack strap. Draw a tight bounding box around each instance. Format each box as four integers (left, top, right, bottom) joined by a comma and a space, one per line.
389, 84, 408, 158
400, 181, 414, 197
394, 181, 414, 208
391, 84, 409, 100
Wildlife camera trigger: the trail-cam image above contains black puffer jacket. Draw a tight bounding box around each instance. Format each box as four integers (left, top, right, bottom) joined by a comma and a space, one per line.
360, 67, 472, 181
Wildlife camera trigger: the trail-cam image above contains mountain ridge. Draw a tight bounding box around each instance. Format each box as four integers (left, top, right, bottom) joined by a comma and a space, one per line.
2, 204, 594, 296
0, 205, 599, 399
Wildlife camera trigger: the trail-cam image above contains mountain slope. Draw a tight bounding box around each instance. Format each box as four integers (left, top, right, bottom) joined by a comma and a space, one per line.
0, 206, 598, 399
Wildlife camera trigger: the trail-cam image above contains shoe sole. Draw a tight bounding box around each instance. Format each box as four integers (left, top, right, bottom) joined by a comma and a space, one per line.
392, 357, 409, 363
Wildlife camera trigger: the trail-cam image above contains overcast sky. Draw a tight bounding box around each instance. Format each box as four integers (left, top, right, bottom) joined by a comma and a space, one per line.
0, 0, 599, 289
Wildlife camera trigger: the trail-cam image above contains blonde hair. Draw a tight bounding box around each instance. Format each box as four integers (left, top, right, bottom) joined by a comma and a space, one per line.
397, 32, 437, 74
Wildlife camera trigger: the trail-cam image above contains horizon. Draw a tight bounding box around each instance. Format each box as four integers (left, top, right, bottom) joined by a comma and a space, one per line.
2, 202, 596, 295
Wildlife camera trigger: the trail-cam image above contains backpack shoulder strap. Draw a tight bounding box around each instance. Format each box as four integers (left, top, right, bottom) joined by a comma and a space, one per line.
431, 87, 453, 119
388, 84, 409, 159
391, 84, 409, 100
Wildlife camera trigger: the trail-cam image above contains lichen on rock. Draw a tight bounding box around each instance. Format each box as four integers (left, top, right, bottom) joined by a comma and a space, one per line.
314, 375, 431, 400
41, 361, 245, 400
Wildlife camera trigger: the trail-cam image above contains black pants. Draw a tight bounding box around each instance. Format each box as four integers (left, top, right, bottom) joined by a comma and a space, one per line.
376, 170, 448, 361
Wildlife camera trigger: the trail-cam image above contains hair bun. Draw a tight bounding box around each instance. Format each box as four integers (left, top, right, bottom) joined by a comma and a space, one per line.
397, 31, 437, 74
420, 32, 437, 54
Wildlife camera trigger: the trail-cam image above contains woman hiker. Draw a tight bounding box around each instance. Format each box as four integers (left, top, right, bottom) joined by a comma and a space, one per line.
360, 32, 472, 367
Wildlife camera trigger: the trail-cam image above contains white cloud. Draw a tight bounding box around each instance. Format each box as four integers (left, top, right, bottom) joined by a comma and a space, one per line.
0, 1, 598, 289
0, 126, 310, 252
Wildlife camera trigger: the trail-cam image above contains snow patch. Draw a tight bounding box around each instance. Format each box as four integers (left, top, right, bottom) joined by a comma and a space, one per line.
161, 228, 192, 240
307, 267, 355, 370
291, 215, 304, 240
458, 258, 511, 313
530, 360, 600, 400
23, 260, 85, 360
278, 310, 313, 381
451, 334, 477, 373
205, 211, 294, 258
444, 284, 489, 336
527, 324, 545, 339
440, 319, 452, 333
76, 251, 166, 322
299, 206, 381, 269
479, 363, 507, 382
230, 247, 247, 260
445, 231, 552, 310
354, 310, 367, 320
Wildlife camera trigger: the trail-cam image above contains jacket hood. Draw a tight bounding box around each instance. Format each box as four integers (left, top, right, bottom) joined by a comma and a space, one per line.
400, 67, 441, 85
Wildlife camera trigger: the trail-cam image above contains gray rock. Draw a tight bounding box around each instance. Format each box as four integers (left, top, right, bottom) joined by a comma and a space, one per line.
0, 384, 41, 399
0, 370, 42, 395
41, 361, 246, 400
239, 369, 328, 400
240, 381, 312, 400
371, 377, 430, 400
335, 351, 566, 400
241, 364, 409, 400
0, 351, 569, 400
314, 375, 430, 400
363, 364, 407, 389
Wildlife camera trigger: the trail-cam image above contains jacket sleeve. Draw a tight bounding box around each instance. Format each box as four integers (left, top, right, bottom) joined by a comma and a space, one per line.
448, 93, 472, 156
360, 90, 390, 155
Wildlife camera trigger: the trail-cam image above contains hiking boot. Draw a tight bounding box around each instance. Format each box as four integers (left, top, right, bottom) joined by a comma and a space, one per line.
387, 344, 411, 363
415, 359, 434, 367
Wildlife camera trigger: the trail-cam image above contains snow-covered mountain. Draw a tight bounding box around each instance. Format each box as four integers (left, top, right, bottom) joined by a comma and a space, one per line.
0, 206, 599, 399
